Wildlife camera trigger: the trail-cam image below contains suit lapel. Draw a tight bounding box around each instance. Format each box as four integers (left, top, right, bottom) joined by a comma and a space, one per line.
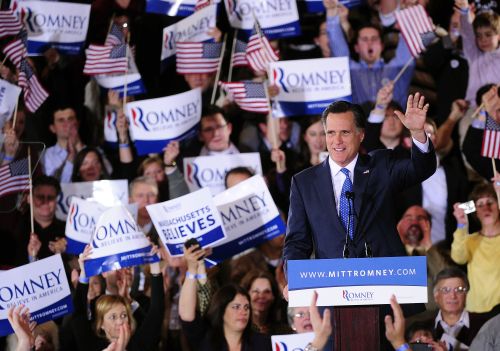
315, 159, 345, 235
353, 154, 371, 239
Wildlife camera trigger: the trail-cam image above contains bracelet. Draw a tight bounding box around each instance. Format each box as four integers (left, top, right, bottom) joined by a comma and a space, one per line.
459, 7, 469, 14
196, 273, 207, 279
119, 143, 130, 148
375, 104, 387, 110
304, 343, 319, 351
3, 155, 14, 161
79, 276, 89, 284
165, 161, 177, 167
457, 223, 466, 229
186, 271, 197, 280
395, 343, 410, 351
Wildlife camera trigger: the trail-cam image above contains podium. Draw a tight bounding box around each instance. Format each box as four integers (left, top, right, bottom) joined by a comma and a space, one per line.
333, 306, 380, 350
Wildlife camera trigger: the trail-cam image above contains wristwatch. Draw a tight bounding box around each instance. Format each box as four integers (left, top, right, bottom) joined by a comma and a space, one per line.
304, 343, 320, 351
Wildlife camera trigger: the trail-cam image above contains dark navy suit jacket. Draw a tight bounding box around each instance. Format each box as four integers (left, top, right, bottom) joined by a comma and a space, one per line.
284, 142, 437, 261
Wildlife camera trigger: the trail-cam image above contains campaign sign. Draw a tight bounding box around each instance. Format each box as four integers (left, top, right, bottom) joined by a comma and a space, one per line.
0, 255, 73, 336
269, 57, 351, 117
94, 54, 146, 98
56, 179, 129, 221
272, 332, 314, 351
223, 0, 300, 40
287, 256, 427, 307
146, 0, 198, 16
0, 79, 22, 131
104, 107, 118, 148
183, 153, 262, 195
300, 0, 364, 13
146, 188, 226, 256
84, 206, 160, 277
126, 88, 201, 155
161, 4, 217, 63
207, 175, 285, 264
19, 1, 91, 55
65, 197, 138, 255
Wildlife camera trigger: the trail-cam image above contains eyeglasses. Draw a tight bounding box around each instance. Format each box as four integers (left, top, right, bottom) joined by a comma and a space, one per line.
437, 286, 468, 295
250, 288, 273, 296
201, 124, 227, 134
230, 303, 250, 311
106, 312, 129, 322
294, 311, 311, 319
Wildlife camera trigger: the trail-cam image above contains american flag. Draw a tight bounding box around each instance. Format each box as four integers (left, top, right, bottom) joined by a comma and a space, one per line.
105, 23, 124, 46
232, 39, 248, 67
194, 0, 212, 11
219, 80, 269, 114
2, 29, 27, 67
176, 42, 222, 74
0, 10, 22, 39
245, 24, 279, 73
18, 59, 49, 112
0, 158, 30, 198
83, 44, 129, 76
481, 115, 500, 159
395, 5, 435, 57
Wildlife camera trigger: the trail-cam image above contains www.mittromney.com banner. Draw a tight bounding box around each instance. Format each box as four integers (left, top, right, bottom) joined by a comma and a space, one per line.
83, 206, 160, 277
161, 4, 217, 65
0, 255, 73, 336
207, 175, 286, 265
287, 256, 427, 307
19, 1, 91, 55
147, 187, 226, 257
126, 88, 201, 155
269, 56, 351, 118
224, 0, 300, 40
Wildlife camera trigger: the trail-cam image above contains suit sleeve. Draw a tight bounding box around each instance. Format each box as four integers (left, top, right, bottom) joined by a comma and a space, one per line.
283, 176, 314, 267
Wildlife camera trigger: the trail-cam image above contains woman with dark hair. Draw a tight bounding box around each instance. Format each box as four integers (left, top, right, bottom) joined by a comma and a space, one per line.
298, 116, 326, 169
179, 245, 271, 351
240, 270, 291, 335
71, 147, 109, 182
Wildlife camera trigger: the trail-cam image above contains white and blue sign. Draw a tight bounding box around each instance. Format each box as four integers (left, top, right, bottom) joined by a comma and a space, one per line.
183, 152, 262, 195
272, 332, 314, 351
65, 197, 138, 255
208, 175, 285, 264
0, 79, 22, 132
0, 255, 73, 337
223, 0, 300, 40
146, 187, 226, 257
19, 1, 90, 55
104, 107, 118, 148
287, 256, 427, 307
300, 0, 364, 13
161, 4, 217, 64
94, 54, 146, 98
126, 88, 201, 155
269, 57, 351, 118
56, 179, 129, 221
146, 0, 220, 16
84, 206, 160, 277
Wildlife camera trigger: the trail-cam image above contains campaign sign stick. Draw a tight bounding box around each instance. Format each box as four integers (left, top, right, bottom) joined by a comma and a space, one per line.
147, 187, 226, 256
126, 88, 202, 155
183, 152, 262, 195
84, 206, 159, 277
287, 256, 427, 307
0, 255, 73, 336
207, 175, 285, 264
269, 57, 352, 117
20, 1, 91, 55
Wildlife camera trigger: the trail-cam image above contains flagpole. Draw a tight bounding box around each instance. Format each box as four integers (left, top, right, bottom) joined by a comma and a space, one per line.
211, 33, 227, 105
1, 56, 8, 68
28, 147, 34, 236
227, 29, 238, 82
106, 14, 115, 39
123, 33, 130, 111
391, 56, 414, 85
11, 94, 19, 130
471, 102, 485, 120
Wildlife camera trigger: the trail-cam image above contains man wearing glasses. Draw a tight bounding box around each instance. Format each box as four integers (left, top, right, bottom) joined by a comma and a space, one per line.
431, 267, 491, 350
198, 105, 239, 156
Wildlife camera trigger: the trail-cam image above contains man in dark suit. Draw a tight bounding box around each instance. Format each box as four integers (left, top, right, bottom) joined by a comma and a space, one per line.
283, 93, 436, 265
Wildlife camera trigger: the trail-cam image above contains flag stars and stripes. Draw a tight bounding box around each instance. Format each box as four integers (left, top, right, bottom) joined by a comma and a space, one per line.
176, 42, 222, 74
0, 158, 30, 198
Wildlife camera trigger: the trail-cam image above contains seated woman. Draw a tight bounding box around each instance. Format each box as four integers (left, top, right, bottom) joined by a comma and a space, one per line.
452, 182, 500, 313
72, 245, 164, 350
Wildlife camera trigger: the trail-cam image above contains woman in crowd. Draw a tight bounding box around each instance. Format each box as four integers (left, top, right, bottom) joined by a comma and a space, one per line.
71, 147, 109, 182
298, 116, 327, 169
71, 245, 164, 350
451, 182, 500, 313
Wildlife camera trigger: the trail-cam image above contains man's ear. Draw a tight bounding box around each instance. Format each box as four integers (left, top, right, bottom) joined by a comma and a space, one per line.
49, 124, 56, 134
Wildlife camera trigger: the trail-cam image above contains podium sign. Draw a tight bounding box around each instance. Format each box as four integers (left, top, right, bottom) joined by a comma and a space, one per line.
288, 256, 427, 307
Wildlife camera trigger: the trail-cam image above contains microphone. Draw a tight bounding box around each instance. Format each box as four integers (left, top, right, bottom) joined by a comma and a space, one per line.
343, 191, 355, 259
346, 191, 372, 257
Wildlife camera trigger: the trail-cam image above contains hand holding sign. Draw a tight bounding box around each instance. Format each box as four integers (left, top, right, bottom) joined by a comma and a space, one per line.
7, 305, 35, 350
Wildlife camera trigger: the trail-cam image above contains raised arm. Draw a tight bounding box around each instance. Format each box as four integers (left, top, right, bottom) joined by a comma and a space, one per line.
324, 0, 351, 57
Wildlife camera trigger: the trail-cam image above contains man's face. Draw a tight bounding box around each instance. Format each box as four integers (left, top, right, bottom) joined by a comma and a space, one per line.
397, 206, 429, 246
50, 108, 78, 140
199, 113, 232, 152
184, 73, 214, 92
354, 27, 383, 65
324, 111, 364, 167
434, 277, 467, 315
380, 108, 404, 140
33, 185, 57, 222
314, 21, 331, 58
475, 26, 499, 53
